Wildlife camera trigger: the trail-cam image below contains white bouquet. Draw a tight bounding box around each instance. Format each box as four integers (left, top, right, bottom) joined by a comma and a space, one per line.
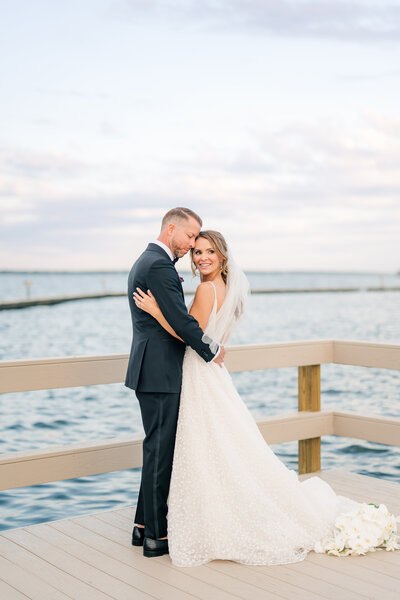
314, 503, 400, 556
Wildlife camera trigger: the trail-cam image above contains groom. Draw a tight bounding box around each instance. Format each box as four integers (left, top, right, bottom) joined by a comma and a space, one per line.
125, 207, 225, 557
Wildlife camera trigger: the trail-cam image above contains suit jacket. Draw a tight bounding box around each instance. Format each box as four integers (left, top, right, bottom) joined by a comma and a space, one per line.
124, 243, 217, 393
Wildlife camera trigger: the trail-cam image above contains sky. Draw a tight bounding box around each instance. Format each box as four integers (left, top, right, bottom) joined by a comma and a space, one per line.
1, 0, 400, 272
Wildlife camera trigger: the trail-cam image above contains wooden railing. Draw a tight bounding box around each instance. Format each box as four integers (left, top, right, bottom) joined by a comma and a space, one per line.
1, 339, 399, 491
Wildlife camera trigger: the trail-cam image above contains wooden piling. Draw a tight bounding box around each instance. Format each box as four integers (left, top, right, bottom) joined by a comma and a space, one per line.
298, 364, 321, 474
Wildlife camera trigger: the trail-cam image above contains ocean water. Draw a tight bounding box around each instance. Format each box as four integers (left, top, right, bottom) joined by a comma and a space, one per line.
0, 270, 399, 531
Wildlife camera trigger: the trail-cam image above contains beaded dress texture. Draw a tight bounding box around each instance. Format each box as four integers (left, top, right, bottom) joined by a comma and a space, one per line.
167, 281, 361, 567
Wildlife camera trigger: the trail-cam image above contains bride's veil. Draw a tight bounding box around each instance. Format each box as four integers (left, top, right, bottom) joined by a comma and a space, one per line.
201, 248, 251, 353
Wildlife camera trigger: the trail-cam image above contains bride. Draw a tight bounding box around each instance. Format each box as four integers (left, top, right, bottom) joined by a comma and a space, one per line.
133, 230, 400, 567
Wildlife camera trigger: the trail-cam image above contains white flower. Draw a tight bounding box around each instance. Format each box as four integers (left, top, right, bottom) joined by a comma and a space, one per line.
314, 504, 400, 557
384, 534, 400, 551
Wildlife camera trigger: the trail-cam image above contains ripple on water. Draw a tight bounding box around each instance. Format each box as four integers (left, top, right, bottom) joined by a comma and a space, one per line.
341, 444, 390, 455
33, 421, 55, 429
42, 492, 70, 501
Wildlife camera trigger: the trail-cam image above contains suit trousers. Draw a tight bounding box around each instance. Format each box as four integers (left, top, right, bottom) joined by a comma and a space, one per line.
134, 391, 180, 539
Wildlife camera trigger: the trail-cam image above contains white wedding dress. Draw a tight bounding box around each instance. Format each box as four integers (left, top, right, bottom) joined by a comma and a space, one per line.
166, 277, 398, 567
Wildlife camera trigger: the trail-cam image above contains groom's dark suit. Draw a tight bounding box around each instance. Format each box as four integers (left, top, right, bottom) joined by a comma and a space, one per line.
125, 243, 217, 539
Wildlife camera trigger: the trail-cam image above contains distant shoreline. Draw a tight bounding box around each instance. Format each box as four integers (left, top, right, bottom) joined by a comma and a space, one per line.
1, 269, 399, 275
2, 286, 400, 311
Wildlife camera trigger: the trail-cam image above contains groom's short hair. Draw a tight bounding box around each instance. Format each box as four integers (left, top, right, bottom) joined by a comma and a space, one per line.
161, 207, 202, 230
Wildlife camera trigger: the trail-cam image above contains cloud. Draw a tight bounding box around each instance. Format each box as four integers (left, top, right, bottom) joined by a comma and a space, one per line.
1, 111, 399, 270
159, 112, 400, 216
0, 148, 90, 180
120, 0, 400, 42
3, 112, 400, 210
36, 88, 111, 100
338, 68, 400, 82
98, 120, 125, 137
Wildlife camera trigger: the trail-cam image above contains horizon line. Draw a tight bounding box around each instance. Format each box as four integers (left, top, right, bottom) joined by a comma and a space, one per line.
1, 269, 399, 275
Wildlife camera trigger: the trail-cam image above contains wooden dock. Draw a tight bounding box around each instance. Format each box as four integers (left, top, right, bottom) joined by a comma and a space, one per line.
0, 469, 399, 600
1, 339, 399, 598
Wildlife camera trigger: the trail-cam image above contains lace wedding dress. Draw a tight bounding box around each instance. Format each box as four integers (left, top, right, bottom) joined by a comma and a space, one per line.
166, 263, 399, 567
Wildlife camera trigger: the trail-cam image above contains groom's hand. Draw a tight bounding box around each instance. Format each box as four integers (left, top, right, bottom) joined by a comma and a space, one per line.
213, 345, 226, 368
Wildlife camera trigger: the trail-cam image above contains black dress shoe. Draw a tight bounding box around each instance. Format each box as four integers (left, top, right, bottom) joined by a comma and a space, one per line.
131, 525, 145, 546
143, 536, 169, 558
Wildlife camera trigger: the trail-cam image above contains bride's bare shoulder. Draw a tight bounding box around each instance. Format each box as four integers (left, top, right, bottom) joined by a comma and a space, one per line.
193, 281, 215, 301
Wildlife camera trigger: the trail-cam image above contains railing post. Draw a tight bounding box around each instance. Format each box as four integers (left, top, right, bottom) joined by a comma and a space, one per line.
298, 364, 321, 474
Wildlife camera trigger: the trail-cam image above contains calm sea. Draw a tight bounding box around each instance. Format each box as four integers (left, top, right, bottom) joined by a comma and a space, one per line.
1, 270, 399, 531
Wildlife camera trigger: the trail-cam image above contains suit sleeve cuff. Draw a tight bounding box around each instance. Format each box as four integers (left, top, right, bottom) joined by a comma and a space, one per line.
211, 345, 221, 361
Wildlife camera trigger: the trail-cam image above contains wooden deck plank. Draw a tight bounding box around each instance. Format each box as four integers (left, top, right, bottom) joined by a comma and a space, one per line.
314, 470, 400, 500
73, 514, 278, 600
115, 506, 135, 518
322, 475, 400, 501
0, 552, 72, 600
300, 470, 400, 512
325, 469, 399, 489
50, 517, 242, 600
1, 528, 152, 600
93, 509, 317, 600
315, 483, 400, 512
206, 560, 326, 600
361, 548, 400, 566
0, 534, 114, 600
103, 508, 391, 600
277, 554, 398, 599
0, 469, 399, 600
25, 523, 195, 600
0, 578, 30, 600
95, 510, 135, 530
241, 561, 369, 600
305, 552, 400, 594
343, 553, 400, 579
265, 559, 382, 600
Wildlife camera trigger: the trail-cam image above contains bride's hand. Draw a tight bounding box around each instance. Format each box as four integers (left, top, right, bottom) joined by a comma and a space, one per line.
133, 287, 160, 317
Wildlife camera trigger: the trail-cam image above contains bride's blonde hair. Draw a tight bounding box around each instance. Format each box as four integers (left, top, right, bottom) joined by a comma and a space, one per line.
190, 230, 229, 284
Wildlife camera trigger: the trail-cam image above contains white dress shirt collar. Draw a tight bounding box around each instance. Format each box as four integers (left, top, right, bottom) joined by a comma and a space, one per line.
152, 239, 175, 262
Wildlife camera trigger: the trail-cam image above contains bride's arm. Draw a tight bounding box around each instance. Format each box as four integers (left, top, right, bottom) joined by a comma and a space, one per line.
133, 288, 183, 341
133, 282, 214, 339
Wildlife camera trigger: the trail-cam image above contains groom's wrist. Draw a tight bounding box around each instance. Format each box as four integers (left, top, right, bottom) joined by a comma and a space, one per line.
211, 346, 221, 361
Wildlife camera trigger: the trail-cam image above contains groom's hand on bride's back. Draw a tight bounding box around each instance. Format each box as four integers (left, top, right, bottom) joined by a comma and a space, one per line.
213, 345, 226, 368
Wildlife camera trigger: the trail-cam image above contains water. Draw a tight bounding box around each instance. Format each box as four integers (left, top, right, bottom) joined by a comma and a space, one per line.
1, 269, 399, 301
0, 270, 399, 531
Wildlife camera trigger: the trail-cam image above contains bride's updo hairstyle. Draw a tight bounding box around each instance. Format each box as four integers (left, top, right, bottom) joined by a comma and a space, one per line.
190, 230, 229, 284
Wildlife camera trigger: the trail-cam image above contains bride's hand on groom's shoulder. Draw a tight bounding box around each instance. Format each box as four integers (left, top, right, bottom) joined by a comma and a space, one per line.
133, 287, 160, 317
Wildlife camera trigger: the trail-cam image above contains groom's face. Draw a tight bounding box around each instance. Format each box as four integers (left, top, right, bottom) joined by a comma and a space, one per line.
169, 217, 201, 258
